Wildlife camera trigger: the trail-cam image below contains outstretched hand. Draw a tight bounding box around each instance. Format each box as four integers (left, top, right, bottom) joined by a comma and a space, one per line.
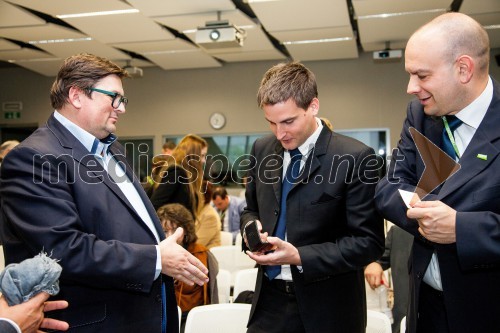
159, 227, 209, 286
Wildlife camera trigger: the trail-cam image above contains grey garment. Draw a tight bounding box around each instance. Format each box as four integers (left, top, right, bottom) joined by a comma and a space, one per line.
0, 319, 19, 333
0, 252, 62, 306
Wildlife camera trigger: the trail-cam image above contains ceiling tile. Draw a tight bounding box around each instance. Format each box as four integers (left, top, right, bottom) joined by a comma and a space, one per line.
128, 0, 235, 17
0, 48, 52, 61
249, 0, 350, 32
11, 57, 62, 76
356, 11, 446, 48
6, 0, 133, 16
460, 0, 500, 15
113, 39, 197, 55
145, 49, 221, 70
213, 49, 285, 62
0, 23, 84, 43
0, 38, 21, 51
286, 39, 358, 62
271, 26, 354, 43
36, 39, 130, 60
0, 0, 45, 27
63, 13, 175, 44
352, 0, 452, 17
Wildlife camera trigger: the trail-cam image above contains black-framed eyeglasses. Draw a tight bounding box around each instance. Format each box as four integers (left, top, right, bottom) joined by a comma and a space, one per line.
89, 88, 128, 108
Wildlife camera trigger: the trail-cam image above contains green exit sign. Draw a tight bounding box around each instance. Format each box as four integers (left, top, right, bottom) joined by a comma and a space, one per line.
4, 112, 21, 119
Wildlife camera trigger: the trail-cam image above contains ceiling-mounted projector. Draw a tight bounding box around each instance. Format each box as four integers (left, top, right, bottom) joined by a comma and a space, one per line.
373, 49, 402, 62
123, 60, 143, 78
195, 20, 246, 49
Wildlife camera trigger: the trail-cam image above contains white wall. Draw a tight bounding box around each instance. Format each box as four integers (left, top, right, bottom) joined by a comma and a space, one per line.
1, 49, 499, 153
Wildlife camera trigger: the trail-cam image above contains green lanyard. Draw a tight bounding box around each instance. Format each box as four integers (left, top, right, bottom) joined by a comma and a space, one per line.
442, 116, 461, 158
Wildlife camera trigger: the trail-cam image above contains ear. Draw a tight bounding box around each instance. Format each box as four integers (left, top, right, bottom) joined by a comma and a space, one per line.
456, 55, 474, 84
68, 86, 84, 109
309, 97, 320, 116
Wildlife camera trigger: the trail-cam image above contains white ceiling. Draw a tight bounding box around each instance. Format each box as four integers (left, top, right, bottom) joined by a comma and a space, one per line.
0, 0, 498, 76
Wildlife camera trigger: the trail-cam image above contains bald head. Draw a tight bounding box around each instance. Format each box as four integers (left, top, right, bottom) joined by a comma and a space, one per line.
409, 12, 489, 75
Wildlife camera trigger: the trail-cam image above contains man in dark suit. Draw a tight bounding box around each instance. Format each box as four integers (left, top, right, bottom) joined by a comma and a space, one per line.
241, 62, 384, 332
364, 225, 413, 333
0, 53, 208, 333
375, 13, 500, 333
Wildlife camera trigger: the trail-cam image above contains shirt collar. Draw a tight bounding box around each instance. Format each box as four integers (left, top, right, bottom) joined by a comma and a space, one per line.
53, 110, 117, 156
294, 117, 323, 156
455, 76, 493, 129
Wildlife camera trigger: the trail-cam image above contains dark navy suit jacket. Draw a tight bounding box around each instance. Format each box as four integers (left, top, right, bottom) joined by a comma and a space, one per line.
0, 114, 178, 332
375, 79, 500, 333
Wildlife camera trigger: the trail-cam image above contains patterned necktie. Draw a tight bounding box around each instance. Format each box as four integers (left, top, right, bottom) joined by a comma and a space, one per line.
267, 148, 302, 280
442, 115, 463, 159
220, 210, 226, 230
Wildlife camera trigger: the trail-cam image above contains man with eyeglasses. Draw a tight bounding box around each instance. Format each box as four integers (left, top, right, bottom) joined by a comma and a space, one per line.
0, 53, 208, 333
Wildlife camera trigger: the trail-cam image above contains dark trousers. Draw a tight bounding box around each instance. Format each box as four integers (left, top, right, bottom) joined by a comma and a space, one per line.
247, 277, 305, 333
416, 282, 450, 333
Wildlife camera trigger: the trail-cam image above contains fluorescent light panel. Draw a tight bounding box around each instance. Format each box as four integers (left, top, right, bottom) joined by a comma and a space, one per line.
283, 37, 352, 45
357, 8, 445, 20
29, 37, 93, 44
57, 9, 139, 19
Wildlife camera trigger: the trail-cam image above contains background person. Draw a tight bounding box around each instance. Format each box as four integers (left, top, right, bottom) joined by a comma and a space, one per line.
0, 53, 208, 333
241, 61, 384, 333
364, 225, 413, 333
375, 12, 500, 333
211, 185, 246, 244
196, 180, 221, 249
150, 134, 207, 220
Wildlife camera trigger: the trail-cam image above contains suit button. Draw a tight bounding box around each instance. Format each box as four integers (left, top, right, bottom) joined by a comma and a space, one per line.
156, 294, 162, 303
274, 210, 279, 216
417, 272, 423, 279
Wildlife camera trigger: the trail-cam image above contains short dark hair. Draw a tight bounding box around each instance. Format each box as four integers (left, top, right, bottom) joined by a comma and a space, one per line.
257, 61, 318, 110
211, 186, 228, 201
50, 53, 129, 110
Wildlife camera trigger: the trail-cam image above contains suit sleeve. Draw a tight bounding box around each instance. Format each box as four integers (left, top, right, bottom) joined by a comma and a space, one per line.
0, 146, 158, 293
375, 103, 422, 237
377, 227, 393, 271
240, 144, 260, 251
0, 319, 21, 333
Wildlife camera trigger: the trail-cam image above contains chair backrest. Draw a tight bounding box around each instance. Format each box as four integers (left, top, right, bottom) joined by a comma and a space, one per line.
216, 269, 231, 303
178, 306, 181, 331
232, 268, 258, 300
366, 310, 392, 333
235, 233, 243, 248
220, 231, 233, 246
210, 246, 255, 286
184, 303, 251, 333
400, 316, 406, 333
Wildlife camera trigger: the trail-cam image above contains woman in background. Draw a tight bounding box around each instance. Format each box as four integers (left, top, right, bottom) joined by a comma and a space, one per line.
157, 203, 212, 315
149, 134, 207, 220
196, 180, 221, 249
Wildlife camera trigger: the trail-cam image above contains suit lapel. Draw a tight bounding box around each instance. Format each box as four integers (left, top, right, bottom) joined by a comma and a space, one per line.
439, 86, 500, 199
272, 142, 284, 203
47, 114, 162, 237
295, 127, 330, 186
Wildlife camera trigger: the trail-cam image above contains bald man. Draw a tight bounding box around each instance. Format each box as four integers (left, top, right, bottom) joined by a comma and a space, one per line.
375, 13, 500, 333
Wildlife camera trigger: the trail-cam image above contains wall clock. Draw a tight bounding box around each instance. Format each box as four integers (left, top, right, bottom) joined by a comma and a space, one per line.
209, 112, 226, 130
